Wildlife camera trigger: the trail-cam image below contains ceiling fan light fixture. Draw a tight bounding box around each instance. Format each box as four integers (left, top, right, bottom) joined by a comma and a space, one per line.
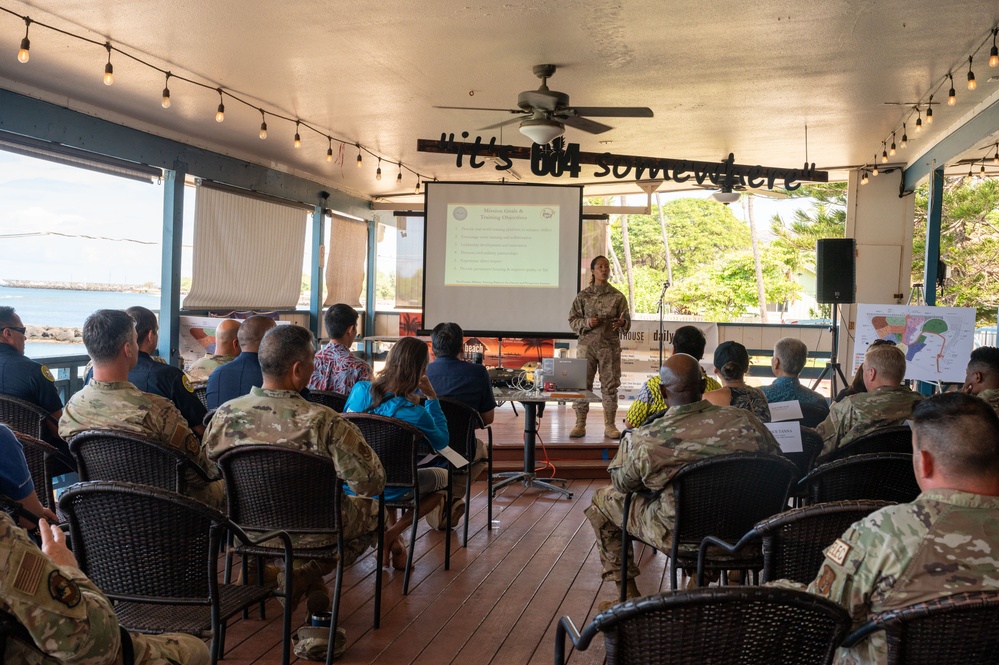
519, 118, 565, 145
710, 190, 740, 204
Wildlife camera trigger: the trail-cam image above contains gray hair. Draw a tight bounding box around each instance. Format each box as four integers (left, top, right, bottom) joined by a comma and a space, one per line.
259, 325, 315, 378
774, 337, 808, 376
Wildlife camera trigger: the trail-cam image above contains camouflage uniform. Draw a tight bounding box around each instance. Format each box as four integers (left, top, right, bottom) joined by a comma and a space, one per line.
58, 380, 224, 509
815, 385, 922, 460
568, 284, 631, 424
0, 513, 209, 665
203, 386, 385, 563
186, 354, 236, 385
977, 388, 999, 417
585, 400, 781, 582
625, 371, 721, 428
806, 490, 999, 664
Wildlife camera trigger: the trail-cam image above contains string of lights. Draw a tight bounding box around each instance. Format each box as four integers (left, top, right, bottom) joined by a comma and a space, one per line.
0, 3, 431, 190
860, 25, 998, 184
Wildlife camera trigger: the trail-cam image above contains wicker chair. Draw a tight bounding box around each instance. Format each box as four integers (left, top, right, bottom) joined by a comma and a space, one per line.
824, 424, 912, 462
58, 480, 292, 665
696, 500, 893, 586
784, 426, 824, 479
68, 429, 219, 494
797, 453, 920, 504
620, 452, 798, 600
0, 492, 39, 532
800, 402, 830, 428
308, 390, 348, 413
438, 396, 493, 546
0, 394, 48, 439
841, 591, 999, 664
193, 384, 209, 409
13, 432, 61, 511
342, 413, 441, 626
216, 444, 350, 663
555, 586, 852, 665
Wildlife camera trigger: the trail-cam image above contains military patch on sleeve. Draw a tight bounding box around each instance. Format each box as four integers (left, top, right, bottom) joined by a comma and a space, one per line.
182, 374, 194, 393
815, 564, 836, 597
12, 550, 45, 596
827, 538, 852, 566
40, 365, 55, 382
48, 570, 81, 607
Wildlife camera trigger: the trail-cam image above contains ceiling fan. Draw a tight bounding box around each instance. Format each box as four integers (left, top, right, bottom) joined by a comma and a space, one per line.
434, 64, 654, 145
691, 180, 790, 205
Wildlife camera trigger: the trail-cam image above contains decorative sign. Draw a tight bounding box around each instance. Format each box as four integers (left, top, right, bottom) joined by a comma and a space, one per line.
417, 134, 828, 190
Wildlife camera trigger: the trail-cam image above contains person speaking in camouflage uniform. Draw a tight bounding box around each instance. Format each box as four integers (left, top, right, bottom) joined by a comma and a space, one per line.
60, 310, 224, 509
585, 353, 781, 610
1, 513, 209, 664
815, 343, 922, 461
962, 345, 999, 416
568, 255, 631, 439
803, 392, 999, 664
204, 324, 385, 622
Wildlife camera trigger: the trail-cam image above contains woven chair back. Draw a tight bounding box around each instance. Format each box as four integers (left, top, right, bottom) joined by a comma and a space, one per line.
69, 430, 186, 493
438, 397, 480, 461
826, 425, 912, 461
308, 390, 348, 413
13, 432, 59, 510
342, 414, 422, 491
801, 453, 919, 503
0, 394, 47, 439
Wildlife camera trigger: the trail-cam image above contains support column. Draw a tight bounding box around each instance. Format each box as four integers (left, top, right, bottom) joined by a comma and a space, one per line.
310, 205, 325, 338
160, 162, 186, 366
364, 218, 378, 361
923, 166, 944, 306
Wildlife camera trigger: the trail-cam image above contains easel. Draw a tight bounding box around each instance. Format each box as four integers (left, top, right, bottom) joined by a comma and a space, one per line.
811, 303, 849, 399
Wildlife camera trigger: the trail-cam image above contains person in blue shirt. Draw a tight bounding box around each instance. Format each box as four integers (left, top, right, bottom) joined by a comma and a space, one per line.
345, 336, 449, 566
206, 315, 276, 409
0, 424, 58, 527
761, 337, 830, 421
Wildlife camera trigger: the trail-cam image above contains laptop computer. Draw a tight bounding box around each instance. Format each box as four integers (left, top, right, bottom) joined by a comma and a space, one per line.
541, 358, 588, 390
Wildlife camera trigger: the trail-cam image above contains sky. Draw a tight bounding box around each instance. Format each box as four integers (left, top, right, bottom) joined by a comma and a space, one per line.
0, 150, 813, 285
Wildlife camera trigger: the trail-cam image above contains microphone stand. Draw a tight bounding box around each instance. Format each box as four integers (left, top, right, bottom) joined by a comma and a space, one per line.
657, 281, 671, 368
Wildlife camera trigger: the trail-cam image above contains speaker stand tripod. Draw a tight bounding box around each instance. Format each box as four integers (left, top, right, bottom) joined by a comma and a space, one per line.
811, 304, 850, 399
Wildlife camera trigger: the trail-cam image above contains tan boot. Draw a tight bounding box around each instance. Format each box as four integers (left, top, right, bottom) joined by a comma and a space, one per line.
569, 410, 587, 438
597, 579, 640, 612
604, 410, 621, 439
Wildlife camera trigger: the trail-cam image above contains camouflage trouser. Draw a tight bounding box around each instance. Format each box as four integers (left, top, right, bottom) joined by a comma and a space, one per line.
186, 475, 227, 511
584, 485, 672, 583
133, 632, 211, 665
574, 343, 622, 418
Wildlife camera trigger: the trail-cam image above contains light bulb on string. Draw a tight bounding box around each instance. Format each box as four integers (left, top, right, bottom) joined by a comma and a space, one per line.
161, 72, 171, 108
991, 29, 999, 68
967, 56, 977, 91
415, 178, 421, 194
948, 73, 956, 106
969, 164, 974, 178
376, 159, 382, 181
396, 164, 403, 184
872, 155, 879, 177
215, 89, 225, 123
915, 108, 922, 133
103, 43, 114, 86
356, 145, 362, 168
258, 110, 267, 139
926, 96, 933, 124
861, 170, 869, 185
889, 133, 896, 157
981, 161, 986, 176
327, 137, 334, 163
17, 17, 31, 63
881, 142, 888, 163
900, 124, 908, 148
993, 144, 999, 165
294, 121, 301, 149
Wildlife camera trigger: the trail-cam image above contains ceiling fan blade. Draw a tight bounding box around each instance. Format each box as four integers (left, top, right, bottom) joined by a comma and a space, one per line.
479, 116, 527, 131
561, 115, 614, 134
433, 105, 525, 114
568, 106, 654, 118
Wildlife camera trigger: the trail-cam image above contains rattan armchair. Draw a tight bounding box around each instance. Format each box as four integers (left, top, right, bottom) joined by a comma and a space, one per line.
438, 396, 493, 546
0, 394, 48, 439
696, 499, 893, 586
797, 452, 920, 504
194, 384, 209, 409
620, 452, 798, 600
13, 431, 61, 511
555, 586, 852, 665
784, 426, 824, 479
58, 480, 293, 665
841, 591, 999, 664
824, 424, 912, 462
342, 413, 441, 627
308, 390, 348, 413
216, 444, 349, 664
799, 402, 830, 428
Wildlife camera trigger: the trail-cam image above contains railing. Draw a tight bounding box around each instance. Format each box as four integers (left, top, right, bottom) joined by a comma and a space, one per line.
31, 354, 90, 404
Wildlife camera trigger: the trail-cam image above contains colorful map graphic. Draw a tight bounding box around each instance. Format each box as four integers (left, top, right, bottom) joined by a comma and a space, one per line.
870, 314, 949, 372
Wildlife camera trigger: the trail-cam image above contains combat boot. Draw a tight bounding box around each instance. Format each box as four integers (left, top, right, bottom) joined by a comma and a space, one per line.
604, 410, 621, 439
569, 410, 587, 438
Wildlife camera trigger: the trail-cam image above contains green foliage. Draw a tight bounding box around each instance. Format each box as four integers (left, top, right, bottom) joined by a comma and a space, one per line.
770, 182, 847, 273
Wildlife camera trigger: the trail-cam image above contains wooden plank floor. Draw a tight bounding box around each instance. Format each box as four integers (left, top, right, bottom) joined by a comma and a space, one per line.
210, 476, 679, 665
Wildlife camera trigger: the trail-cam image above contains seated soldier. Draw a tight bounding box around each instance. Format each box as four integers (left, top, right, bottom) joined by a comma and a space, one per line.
186, 318, 240, 385
802, 393, 999, 664
761, 337, 830, 418
204, 324, 386, 621
815, 343, 922, 461
309, 304, 372, 394
424, 322, 493, 530
206, 315, 276, 410
624, 325, 721, 428
962, 345, 999, 415
586, 353, 781, 610
60, 309, 224, 509
0, 424, 58, 526
2, 513, 209, 664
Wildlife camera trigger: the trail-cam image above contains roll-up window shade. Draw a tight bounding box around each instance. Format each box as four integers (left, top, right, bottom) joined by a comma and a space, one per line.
185, 185, 307, 310
323, 214, 367, 308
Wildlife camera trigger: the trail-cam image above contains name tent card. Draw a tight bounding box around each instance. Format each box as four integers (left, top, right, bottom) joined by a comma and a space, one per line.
769, 400, 804, 422
765, 420, 803, 453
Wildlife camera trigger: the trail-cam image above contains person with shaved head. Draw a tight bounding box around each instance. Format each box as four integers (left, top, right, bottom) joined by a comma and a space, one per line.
962, 345, 999, 415
206, 315, 277, 410
586, 353, 782, 610
186, 318, 240, 385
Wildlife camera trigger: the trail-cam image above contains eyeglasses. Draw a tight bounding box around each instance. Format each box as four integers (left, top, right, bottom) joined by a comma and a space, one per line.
3, 326, 26, 335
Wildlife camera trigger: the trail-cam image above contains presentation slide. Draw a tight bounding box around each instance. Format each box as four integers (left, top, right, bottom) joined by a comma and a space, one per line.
424, 182, 582, 337
444, 204, 559, 287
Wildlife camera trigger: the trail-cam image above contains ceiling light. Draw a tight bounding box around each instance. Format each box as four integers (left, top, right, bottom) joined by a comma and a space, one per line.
991, 29, 999, 68
710, 190, 740, 204
861, 171, 869, 185
294, 121, 301, 149
981, 162, 986, 175
915, 108, 922, 133
993, 144, 998, 164
356, 145, 363, 168
881, 143, 888, 163
519, 118, 565, 145
926, 97, 934, 124
103, 43, 114, 86
968, 56, 977, 91
872, 158, 879, 176
215, 89, 225, 122
17, 18, 31, 64
376, 159, 382, 181
327, 137, 334, 163
900, 124, 908, 148
889, 133, 896, 156
415, 178, 421, 194
948, 74, 956, 105
258, 110, 267, 139
397, 164, 403, 183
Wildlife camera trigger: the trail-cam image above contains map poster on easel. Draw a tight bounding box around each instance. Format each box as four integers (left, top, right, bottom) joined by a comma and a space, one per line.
852, 304, 977, 383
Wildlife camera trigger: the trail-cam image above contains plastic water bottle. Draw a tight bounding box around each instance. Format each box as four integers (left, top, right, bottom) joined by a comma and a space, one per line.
535, 366, 544, 393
